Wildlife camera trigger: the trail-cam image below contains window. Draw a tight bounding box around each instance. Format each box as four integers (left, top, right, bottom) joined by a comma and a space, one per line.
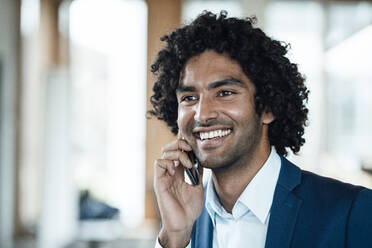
70, 0, 147, 227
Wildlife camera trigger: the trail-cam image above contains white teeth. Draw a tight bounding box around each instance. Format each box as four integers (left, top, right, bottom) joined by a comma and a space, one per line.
199, 129, 231, 140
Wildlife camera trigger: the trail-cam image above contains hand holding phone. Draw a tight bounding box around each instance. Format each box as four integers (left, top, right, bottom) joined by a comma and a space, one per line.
154, 138, 204, 248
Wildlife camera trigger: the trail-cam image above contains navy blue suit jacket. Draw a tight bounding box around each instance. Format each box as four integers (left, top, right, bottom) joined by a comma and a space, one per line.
190, 156, 372, 248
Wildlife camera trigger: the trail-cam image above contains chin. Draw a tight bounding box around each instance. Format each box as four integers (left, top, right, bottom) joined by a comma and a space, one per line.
198, 153, 239, 170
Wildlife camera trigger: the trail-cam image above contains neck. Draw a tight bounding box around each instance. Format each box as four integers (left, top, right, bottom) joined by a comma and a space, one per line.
211, 138, 271, 213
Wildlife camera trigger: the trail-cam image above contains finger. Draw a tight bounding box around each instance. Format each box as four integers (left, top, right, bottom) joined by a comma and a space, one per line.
174, 160, 180, 167
161, 139, 192, 153
161, 150, 193, 169
154, 159, 176, 179
174, 161, 185, 180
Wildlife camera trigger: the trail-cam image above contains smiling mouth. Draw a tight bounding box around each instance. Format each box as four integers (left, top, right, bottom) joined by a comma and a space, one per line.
196, 129, 232, 141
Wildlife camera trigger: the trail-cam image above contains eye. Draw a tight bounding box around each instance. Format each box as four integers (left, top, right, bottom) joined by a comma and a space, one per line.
181, 95, 198, 103
218, 90, 235, 97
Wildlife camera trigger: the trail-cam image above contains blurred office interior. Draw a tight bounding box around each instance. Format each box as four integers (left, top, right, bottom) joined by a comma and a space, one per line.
1, 0, 372, 247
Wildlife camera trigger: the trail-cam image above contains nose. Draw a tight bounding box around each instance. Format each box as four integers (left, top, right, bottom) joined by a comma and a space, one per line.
194, 96, 218, 124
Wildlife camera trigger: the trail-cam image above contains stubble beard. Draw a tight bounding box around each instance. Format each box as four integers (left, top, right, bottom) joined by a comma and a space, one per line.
200, 116, 262, 174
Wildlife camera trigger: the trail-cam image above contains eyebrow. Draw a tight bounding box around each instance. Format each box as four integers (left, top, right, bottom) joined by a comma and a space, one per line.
176, 77, 247, 94
176, 85, 196, 94
208, 78, 246, 90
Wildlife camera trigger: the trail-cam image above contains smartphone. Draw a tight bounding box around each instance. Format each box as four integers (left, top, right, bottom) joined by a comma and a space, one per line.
185, 150, 200, 185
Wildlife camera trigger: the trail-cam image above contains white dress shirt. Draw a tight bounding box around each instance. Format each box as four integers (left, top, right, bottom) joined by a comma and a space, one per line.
155, 148, 281, 248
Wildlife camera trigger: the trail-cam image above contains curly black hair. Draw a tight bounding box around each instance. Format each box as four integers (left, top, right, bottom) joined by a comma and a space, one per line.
149, 11, 309, 156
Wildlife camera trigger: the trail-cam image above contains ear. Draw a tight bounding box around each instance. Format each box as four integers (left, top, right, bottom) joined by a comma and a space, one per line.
261, 108, 275, 125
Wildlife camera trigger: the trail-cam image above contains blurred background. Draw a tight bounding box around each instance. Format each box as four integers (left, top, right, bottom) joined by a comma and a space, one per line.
1, 0, 372, 247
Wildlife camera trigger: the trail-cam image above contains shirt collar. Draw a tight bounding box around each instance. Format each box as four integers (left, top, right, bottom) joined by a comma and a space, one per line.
205, 147, 281, 225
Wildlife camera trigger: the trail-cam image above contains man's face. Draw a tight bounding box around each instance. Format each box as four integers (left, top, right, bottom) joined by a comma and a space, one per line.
176, 50, 272, 169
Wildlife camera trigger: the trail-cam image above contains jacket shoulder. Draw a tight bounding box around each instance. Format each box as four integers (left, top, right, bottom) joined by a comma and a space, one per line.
346, 187, 372, 247
287, 161, 372, 247
297, 168, 368, 203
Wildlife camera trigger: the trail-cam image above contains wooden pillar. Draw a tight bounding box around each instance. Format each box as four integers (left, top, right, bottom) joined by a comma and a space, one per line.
40, 0, 61, 68
145, 0, 182, 220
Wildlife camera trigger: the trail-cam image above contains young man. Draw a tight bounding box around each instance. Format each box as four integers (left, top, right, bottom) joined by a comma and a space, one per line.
149, 11, 372, 248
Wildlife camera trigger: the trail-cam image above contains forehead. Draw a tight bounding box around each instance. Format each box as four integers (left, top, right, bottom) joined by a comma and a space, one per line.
180, 50, 250, 87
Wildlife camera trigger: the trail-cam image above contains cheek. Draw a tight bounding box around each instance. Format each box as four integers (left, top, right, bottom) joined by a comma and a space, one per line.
177, 108, 192, 131
223, 102, 252, 118
226, 106, 246, 116
222, 101, 257, 125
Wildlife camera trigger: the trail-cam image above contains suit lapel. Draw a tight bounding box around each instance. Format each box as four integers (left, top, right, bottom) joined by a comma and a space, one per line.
265, 157, 303, 248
